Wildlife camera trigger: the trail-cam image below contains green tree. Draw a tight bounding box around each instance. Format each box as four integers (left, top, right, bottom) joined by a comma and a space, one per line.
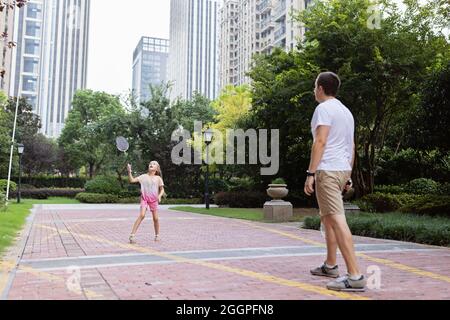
59, 90, 125, 178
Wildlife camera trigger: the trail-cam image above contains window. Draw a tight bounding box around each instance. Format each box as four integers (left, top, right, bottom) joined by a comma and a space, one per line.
25, 39, 40, 55
27, 3, 43, 19
25, 21, 41, 37
23, 57, 39, 74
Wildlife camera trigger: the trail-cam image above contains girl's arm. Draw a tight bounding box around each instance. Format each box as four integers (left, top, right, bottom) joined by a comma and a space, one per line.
127, 164, 139, 184
158, 186, 165, 202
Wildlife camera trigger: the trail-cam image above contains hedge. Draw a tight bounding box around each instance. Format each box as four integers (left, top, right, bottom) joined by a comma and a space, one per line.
303, 213, 450, 247
214, 191, 269, 208
3, 177, 87, 189
9, 188, 84, 200
400, 196, 450, 216
76, 192, 202, 205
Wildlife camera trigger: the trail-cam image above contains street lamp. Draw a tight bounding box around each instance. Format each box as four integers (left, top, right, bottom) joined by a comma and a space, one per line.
17, 143, 24, 204
204, 129, 214, 210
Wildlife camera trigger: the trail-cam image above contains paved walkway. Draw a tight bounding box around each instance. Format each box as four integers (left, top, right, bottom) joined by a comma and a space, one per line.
1, 204, 449, 300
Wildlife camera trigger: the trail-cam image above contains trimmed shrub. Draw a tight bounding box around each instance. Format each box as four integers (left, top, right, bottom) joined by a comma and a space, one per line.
360, 193, 422, 213
3, 177, 87, 189
271, 178, 286, 184
400, 196, 450, 216
118, 190, 141, 199
228, 177, 255, 192
437, 183, 450, 196
405, 178, 439, 195
0, 191, 5, 210
21, 184, 36, 190
10, 188, 84, 199
0, 180, 17, 192
214, 191, 268, 208
161, 198, 202, 205
85, 176, 122, 195
373, 185, 405, 195
76, 193, 119, 204
304, 213, 450, 247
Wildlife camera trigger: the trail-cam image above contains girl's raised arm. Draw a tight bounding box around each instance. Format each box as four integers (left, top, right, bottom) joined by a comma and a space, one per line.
127, 164, 139, 184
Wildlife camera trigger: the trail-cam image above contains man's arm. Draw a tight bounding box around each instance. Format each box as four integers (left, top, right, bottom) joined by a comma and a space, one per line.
305, 126, 330, 196
308, 126, 330, 173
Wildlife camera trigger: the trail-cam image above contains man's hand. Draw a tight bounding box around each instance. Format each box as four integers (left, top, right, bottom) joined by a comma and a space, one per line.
304, 176, 315, 196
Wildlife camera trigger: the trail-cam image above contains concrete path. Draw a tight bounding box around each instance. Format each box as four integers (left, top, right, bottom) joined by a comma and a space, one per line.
1, 204, 449, 300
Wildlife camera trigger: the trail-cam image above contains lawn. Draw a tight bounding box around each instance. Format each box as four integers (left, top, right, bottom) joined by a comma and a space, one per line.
168, 206, 313, 222
169, 206, 264, 221
0, 198, 80, 256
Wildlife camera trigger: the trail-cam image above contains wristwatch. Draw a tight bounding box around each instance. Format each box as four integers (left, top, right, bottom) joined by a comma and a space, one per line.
306, 170, 315, 177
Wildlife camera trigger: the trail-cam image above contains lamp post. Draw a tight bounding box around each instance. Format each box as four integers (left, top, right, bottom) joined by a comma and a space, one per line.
204, 129, 214, 210
17, 144, 24, 204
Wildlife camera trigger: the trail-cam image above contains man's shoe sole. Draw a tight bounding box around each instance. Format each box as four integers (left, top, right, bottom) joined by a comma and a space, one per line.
327, 287, 366, 292
310, 271, 340, 278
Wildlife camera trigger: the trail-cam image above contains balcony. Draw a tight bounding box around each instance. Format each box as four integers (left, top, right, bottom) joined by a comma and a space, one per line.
257, 0, 273, 14
260, 17, 274, 31
273, 1, 287, 22
274, 25, 286, 41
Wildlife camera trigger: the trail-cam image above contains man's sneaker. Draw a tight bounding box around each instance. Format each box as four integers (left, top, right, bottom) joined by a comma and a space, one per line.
310, 263, 340, 278
326, 275, 367, 292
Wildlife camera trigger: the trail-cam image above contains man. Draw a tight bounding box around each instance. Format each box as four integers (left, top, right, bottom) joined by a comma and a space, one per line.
304, 72, 366, 292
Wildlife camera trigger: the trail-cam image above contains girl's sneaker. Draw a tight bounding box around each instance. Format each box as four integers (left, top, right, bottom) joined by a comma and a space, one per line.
129, 234, 136, 244
154, 235, 160, 242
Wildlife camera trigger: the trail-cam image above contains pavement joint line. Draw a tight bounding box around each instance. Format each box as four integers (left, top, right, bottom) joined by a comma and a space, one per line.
36, 224, 370, 300
239, 221, 450, 284
16, 248, 444, 273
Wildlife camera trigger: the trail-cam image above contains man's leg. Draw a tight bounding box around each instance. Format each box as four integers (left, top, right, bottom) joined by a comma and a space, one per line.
323, 214, 360, 277
322, 217, 338, 267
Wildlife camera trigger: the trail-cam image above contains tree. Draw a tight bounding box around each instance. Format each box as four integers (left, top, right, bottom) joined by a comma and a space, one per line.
21, 134, 58, 176
59, 90, 125, 178
248, 0, 449, 195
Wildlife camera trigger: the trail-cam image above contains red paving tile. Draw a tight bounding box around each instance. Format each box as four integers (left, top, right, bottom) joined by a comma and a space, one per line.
2, 205, 449, 300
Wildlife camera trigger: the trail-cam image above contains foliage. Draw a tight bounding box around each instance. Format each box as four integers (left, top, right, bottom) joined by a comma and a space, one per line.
0, 179, 16, 192
400, 196, 450, 217
303, 212, 450, 247
405, 178, 439, 195
214, 191, 269, 208
84, 176, 122, 195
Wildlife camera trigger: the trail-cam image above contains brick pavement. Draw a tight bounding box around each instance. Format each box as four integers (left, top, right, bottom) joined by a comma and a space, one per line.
1, 204, 449, 300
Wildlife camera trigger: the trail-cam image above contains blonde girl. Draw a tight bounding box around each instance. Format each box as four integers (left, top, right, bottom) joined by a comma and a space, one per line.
127, 161, 165, 243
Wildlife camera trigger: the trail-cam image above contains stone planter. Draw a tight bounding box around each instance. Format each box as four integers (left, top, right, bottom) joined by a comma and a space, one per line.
267, 184, 289, 201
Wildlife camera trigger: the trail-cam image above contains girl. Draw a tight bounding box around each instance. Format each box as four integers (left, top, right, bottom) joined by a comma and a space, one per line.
127, 161, 165, 243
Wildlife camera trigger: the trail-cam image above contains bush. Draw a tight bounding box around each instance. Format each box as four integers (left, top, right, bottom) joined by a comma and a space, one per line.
0, 191, 5, 210
373, 185, 405, 195
118, 190, 141, 199
214, 191, 269, 208
303, 213, 450, 247
271, 178, 286, 184
161, 198, 203, 205
360, 193, 423, 213
85, 176, 122, 195
3, 177, 87, 189
76, 193, 119, 204
0, 180, 17, 192
21, 184, 36, 190
437, 183, 450, 196
9, 188, 84, 200
400, 195, 450, 216
405, 178, 439, 195
228, 177, 255, 192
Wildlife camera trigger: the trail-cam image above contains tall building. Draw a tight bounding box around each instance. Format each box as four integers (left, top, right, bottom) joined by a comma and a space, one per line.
168, 0, 220, 101
132, 37, 169, 103
0, 6, 15, 93
219, 0, 308, 90
9, 0, 90, 138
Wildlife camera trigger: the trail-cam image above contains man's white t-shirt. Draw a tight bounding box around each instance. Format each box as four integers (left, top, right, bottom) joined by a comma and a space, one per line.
311, 98, 355, 171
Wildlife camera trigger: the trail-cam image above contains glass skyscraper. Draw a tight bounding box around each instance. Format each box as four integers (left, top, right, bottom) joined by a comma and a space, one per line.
9, 0, 90, 138
168, 0, 219, 101
132, 37, 169, 103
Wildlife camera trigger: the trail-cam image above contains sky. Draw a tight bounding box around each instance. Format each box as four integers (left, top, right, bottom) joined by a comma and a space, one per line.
87, 0, 170, 96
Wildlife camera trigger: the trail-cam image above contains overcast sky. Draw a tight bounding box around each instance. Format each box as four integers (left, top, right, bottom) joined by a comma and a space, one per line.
87, 0, 170, 96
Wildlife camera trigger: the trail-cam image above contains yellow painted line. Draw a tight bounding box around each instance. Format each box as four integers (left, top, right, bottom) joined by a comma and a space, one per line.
241, 221, 450, 284
37, 224, 369, 300
0, 260, 103, 299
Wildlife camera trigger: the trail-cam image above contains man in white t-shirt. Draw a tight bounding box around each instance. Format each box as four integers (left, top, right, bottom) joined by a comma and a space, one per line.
304, 72, 366, 292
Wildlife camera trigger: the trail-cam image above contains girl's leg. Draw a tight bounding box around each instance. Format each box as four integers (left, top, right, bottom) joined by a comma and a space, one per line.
131, 207, 147, 236
151, 209, 160, 241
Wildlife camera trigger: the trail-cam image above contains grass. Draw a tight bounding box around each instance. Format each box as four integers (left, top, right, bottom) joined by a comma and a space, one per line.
168, 206, 313, 222
169, 206, 265, 221
0, 197, 80, 256
303, 212, 450, 247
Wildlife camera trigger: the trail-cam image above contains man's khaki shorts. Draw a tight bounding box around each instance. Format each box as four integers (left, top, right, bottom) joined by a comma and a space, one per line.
315, 170, 351, 217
